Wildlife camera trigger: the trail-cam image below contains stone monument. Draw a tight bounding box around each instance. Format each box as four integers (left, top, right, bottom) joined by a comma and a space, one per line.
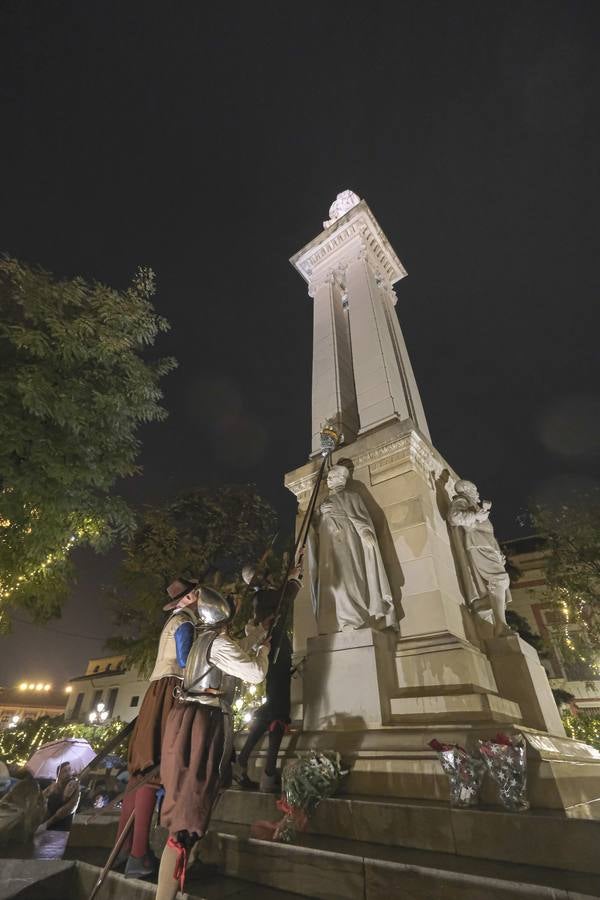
283, 191, 600, 814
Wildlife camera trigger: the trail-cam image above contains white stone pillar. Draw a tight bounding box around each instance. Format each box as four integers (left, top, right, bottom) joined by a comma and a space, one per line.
291, 192, 430, 455
310, 276, 359, 456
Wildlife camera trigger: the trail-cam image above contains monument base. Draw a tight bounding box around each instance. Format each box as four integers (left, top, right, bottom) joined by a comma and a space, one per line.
244, 724, 600, 818
197, 786, 600, 900
300, 625, 526, 731
302, 628, 397, 730
486, 633, 566, 734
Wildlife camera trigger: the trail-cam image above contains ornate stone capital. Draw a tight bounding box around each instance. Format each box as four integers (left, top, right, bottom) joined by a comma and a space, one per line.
291, 199, 407, 290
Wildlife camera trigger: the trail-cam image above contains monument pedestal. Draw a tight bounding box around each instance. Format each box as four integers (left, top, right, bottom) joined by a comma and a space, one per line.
284, 420, 600, 815
287, 420, 526, 730
486, 633, 565, 734
303, 628, 396, 730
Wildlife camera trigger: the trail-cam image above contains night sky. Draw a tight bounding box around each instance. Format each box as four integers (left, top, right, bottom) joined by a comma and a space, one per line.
1, 2, 599, 687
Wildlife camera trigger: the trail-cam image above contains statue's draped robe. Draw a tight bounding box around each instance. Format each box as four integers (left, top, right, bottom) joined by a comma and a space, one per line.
308, 488, 396, 632
447, 493, 512, 609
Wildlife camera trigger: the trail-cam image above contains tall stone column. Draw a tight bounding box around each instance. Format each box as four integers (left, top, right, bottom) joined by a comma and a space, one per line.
293, 190, 430, 454
310, 275, 359, 456
344, 255, 430, 439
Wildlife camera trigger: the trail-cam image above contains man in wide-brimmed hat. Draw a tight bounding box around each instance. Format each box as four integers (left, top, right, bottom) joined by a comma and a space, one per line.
155, 583, 272, 900
115, 577, 200, 880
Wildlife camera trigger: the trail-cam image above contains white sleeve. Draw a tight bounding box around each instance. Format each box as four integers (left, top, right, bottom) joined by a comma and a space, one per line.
209, 634, 269, 684
240, 622, 267, 652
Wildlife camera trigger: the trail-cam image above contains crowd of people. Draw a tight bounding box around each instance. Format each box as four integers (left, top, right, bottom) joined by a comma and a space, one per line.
113, 555, 303, 900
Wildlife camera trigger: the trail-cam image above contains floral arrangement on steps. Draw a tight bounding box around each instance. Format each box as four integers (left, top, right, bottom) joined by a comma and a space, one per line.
430, 732, 529, 812
428, 739, 486, 807
250, 751, 347, 843
479, 733, 529, 811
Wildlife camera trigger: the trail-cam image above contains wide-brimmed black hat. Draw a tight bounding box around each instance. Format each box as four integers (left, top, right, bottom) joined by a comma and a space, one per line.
163, 577, 199, 611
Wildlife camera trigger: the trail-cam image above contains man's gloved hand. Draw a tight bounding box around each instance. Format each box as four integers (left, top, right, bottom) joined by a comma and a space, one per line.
289, 551, 304, 582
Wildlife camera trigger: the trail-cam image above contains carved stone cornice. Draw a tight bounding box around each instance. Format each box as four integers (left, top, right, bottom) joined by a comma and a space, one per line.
290, 200, 407, 291
357, 431, 436, 482
285, 427, 460, 505
285, 466, 322, 507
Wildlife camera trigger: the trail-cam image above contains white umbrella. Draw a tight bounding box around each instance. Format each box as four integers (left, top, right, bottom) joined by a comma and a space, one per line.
26, 738, 96, 780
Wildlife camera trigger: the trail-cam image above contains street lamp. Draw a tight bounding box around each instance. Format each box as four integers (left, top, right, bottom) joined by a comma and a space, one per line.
8, 715, 19, 729
88, 701, 109, 724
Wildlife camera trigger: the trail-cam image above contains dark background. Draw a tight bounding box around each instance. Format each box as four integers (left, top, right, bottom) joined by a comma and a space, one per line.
1, 1, 599, 686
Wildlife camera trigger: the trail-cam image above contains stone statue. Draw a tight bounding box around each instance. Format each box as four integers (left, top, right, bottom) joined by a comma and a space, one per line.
447, 479, 512, 637
307, 464, 397, 633
323, 190, 361, 228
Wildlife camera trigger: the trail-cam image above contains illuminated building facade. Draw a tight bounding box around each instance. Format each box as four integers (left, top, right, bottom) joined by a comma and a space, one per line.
506, 536, 600, 714
64, 654, 148, 724
0, 683, 67, 729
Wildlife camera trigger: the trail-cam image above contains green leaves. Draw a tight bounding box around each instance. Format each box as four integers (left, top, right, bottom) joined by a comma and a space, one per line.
108, 485, 278, 675
0, 258, 175, 621
530, 490, 600, 673
0, 715, 128, 767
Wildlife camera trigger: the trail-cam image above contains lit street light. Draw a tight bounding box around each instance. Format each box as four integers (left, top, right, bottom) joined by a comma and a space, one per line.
88, 701, 109, 724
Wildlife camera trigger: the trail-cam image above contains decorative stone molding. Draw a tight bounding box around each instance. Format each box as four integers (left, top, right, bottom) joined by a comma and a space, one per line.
291, 200, 407, 290
286, 430, 455, 504
355, 431, 438, 482
286, 470, 321, 505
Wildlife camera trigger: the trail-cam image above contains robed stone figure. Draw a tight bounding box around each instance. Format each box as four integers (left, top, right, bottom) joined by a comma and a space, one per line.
447, 479, 512, 637
307, 464, 397, 633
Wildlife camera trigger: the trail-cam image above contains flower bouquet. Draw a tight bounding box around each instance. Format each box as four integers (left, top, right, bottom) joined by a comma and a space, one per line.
478, 732, 529, 812
250, 751, 347, 843
429, 739, 486, 807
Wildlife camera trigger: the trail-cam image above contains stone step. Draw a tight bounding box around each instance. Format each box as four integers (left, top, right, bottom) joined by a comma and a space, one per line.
200, 820, 600, 900
69, 811, 120, 849
0, 858, 311, 900
70, 789, 600, 884
214, 786, 600, 876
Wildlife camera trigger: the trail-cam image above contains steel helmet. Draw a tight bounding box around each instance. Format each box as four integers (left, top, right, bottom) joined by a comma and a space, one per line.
197, 586, 236, 627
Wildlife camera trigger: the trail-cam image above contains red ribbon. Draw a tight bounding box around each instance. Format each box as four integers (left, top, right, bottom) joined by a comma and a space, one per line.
429, 739, 467, 755
167, 836, 187, 892
276, 798, 294, 816
276, 798, 308, 831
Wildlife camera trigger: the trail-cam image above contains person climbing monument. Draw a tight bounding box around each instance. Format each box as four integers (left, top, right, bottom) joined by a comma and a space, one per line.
232, 555, 304, 792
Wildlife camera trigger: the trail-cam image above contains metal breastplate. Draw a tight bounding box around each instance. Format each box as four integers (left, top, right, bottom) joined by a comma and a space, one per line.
181, 629, 236, 707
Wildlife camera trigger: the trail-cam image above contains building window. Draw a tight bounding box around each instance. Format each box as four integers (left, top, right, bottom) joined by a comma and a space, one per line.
130, 696, 139, 708
93, 665, 100, 673
91, 689, 103, 709
72, 692, 84, 719
106, 663, 112, 671
106, 687, 118, 716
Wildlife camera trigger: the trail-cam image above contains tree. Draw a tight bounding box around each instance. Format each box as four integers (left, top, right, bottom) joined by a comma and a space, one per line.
0, 714, 127, 768
0, 259, 175, 627
529, 492, 600, 676
505, 609, 546, 655
108, 485, 278, 674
